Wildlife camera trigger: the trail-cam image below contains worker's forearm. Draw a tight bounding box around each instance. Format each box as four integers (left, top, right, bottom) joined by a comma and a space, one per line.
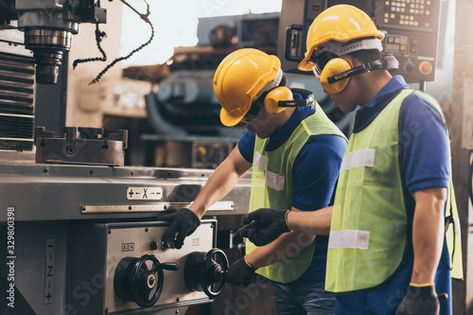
246, 231, 315, 268
190, 167, 239, 217
190, 149, 250, 218
286, 206, 333, 235
411, 189, 446, 284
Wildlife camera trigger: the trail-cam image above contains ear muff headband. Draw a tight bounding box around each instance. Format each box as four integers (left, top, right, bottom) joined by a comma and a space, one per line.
277, 99, 310, 108
328, 58, 389, 84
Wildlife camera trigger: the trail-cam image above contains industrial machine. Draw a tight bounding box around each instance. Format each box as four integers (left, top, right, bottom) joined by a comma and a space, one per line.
0, 32, 35, 152
0, 130, 251, 314
0, 0, 107, 153
279, 0, 443, 85
0, 0, 107, 84
0, 2, 250, 315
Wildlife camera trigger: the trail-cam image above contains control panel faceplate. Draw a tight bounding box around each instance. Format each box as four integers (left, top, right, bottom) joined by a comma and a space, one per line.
105, 222, 215, 313
65, 220, 222, 315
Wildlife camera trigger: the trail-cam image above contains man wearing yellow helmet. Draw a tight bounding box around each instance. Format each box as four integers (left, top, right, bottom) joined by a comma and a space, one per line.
161, 48, 347, 314
237, 4, 462, 315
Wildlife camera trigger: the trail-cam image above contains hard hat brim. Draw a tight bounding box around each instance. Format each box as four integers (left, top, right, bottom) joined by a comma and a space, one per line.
297, 53, 315, 72
219, 105, 250, 127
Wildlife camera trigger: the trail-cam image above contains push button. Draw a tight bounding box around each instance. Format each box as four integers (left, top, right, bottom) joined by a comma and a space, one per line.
419, 61, 433, 75
149, 240, 158, 250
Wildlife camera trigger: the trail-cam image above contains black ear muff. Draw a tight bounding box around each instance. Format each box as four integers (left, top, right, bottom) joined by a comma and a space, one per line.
263, 86, 293, 113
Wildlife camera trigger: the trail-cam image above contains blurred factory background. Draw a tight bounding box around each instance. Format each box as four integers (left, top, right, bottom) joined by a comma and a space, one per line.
64, 1, 354, 170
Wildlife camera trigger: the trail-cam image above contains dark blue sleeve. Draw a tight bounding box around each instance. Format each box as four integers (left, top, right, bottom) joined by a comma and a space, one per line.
292, 134, 347, 211
400, 94, 450, 194
237, 130, 255, 164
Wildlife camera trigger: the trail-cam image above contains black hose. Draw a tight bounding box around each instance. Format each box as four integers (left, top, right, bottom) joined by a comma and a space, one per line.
90, 0, 155, 84
72, 0, 107, 69
72, 23, 107, 69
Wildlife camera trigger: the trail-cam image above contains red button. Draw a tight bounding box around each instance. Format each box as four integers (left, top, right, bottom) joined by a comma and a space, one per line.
419, 61, 433, 75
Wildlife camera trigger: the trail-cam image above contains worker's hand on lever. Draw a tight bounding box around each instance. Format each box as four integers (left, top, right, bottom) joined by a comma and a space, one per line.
160, 208, 200, 250
237, 208, 290, 246
224, 257, 256, 287
395, 284, 444, 315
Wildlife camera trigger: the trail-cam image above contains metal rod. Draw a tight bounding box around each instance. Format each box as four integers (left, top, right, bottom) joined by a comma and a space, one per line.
419, 80, 426, 92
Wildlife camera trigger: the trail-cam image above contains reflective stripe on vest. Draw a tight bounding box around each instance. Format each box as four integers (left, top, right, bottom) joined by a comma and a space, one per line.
340, 148, 376, 171
246, 103, 347, 284
325, 89, 463, 293
328, 230, 370, 250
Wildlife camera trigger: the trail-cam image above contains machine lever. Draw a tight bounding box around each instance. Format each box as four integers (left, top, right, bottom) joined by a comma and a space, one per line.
160, 262, 179, 271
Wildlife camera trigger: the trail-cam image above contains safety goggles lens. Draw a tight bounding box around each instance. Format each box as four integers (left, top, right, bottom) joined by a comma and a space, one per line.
240, 93, 266, 124
310, 51, 337, 79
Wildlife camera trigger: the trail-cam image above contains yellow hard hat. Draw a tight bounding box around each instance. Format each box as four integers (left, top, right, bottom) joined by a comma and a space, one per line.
213, 48, 282, 127
298, 4, 385, 72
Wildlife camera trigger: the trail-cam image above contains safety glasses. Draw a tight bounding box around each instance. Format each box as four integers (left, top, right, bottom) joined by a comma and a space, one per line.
310, 51, 337, 79
240, 92, 268, 125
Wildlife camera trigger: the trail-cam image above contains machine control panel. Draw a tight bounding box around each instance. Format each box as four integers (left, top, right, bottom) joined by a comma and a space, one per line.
278, 0, 442, 83
385, 34, 411, 54
66, 220, 228, 315
106, 222, 215, 313
382, 0, 436, 30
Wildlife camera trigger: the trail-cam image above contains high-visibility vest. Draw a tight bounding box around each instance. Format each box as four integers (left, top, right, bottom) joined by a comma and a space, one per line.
326, 89, 463, 293
246, 103, 347, 283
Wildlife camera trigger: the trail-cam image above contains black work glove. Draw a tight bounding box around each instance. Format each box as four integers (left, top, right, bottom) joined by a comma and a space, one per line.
236, 208, 290, 246
395, 285, 441, 315
160, 208, 200, 250
224, 257, 256, 287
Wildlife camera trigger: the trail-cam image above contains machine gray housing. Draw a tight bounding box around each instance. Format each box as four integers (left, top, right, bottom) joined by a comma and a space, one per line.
0, 164, 250, 314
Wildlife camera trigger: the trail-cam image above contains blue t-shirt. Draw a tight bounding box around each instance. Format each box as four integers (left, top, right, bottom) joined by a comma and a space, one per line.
335, 75, 452, 315
238, 91, 347, 283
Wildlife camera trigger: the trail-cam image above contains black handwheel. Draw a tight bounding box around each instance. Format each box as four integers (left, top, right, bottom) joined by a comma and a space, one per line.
184, 248, 229, 298
114, 254, 175, 308
202, 249, 229, 297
